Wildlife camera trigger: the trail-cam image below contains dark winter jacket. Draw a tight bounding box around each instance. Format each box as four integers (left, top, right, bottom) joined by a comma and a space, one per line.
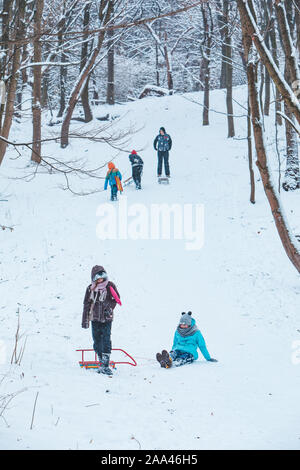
81, 265, 120, 328
154, 133, 172, 152
129, 153, 144, 168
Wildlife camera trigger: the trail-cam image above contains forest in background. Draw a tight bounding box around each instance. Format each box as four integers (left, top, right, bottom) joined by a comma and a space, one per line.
0, 0, 300, 272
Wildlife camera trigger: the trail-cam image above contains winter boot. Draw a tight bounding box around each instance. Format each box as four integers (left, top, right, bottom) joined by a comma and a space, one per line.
156, 350, 172, 369
161, 350, 172, 368
156, 352, 165, 367
97, 354, 103, 372
98, 353, 113, 376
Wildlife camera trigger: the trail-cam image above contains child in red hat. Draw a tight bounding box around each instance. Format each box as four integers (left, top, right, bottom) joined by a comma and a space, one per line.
129, 150, 144, 190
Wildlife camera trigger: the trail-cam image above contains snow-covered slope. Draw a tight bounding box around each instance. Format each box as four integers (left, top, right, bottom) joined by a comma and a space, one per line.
1, 87, 300, 450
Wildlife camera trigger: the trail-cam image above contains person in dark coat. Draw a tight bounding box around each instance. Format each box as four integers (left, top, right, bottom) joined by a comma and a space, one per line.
153, 127, 172, 178
129, 150, 144, 189
82, 265, 121, 376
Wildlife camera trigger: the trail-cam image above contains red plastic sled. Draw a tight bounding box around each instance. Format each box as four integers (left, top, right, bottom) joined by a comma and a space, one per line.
76, 348, 137, 369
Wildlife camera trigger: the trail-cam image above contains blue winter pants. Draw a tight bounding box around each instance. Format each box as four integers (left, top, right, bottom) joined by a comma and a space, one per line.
92, 321, 112, 358
110, 184, 118, 201
170, 350, 194, 367
157, 151, 170, 177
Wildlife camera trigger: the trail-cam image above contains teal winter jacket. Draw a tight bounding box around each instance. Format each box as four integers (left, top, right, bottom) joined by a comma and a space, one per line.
104, 169, 122, 190
171, 319, 211, 361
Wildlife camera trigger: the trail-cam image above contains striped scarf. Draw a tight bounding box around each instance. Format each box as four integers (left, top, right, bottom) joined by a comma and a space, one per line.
177, 324, 198, 337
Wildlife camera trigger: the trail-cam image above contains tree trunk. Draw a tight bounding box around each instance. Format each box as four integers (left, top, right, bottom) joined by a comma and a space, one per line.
295, 0, 300, 55
264, 67, 271, 116
223, 0, 235, 137
247, 97, 255, 203
215, 0, 227, 89
164, 32, 173, 95
275, 0, 300, 88
225, 40, 235, 137
261, 0, 271, 116
92, 73, 99, 104
155, 44, 160, 87
0, 0, 26, 166
201, 4, 212, 126
106, 3, 115, 106
57, 2, 67, 118
41, 42, 50, 109
275, 0, 300, 190
31, 0, 44, 163
268, 0, 282, 125
259, 62, 265, 127
80, 2, 93, 122
282, 64, 300, 191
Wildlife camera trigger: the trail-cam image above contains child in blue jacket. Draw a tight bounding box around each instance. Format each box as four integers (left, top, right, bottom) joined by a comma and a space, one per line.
104, 162, 122, 201
156, 312, 218, 368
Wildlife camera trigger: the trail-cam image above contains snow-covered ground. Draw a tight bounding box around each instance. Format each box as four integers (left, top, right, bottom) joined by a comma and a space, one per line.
1, 86, 300, 450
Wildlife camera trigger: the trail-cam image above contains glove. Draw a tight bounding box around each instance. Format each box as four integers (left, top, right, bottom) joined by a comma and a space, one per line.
208, 358, 218, 362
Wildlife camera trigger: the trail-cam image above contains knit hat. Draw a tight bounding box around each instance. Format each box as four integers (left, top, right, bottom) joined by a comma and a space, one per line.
131, 150, 137, 155
179, 311, 192, 327
108, 162, 115, 170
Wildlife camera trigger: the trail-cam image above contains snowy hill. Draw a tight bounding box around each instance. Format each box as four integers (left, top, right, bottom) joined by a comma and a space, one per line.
1, 87, 300, 450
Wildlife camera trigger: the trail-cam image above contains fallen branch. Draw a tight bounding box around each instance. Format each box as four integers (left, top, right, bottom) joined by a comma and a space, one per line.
1, 224, 14, 231
276, 111, 300, 136
30, 392, 39, 430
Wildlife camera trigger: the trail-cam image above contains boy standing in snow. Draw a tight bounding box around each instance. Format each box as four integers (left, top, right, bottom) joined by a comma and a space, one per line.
129, 150, 144, 190
153, 127, 172, 179
104, 162, 122, 201
156, 312, 217, 368
82, 265, 121, 376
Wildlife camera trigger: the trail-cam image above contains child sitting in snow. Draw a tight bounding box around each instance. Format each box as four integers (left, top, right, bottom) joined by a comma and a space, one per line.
156, 312, 217, 368
129, 150, 144, 190
104, 162, 123, 201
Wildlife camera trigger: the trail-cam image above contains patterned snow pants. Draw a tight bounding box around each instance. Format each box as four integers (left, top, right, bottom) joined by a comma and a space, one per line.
170, 350, 194, 367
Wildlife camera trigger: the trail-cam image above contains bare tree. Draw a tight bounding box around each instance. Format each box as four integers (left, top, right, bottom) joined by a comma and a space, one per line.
238, 0, 300, 273
106, 0, 115, 105
236, 0, 300, 126
31, 0, 44, 163
60, 0, 114, 148
0, 0, 27, 165
80, 0, 93, 123
275, 0, 300, 190
201, 3, 213, 126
